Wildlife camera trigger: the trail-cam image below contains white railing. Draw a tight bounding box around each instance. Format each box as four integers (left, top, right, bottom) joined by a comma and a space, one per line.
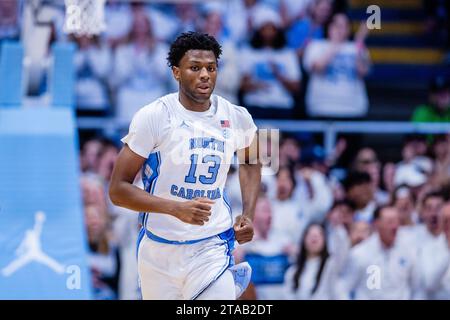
255, 120, 450, 155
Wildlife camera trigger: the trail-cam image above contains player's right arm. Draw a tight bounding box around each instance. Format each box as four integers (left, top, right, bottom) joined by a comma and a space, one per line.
109, 145, 213, 226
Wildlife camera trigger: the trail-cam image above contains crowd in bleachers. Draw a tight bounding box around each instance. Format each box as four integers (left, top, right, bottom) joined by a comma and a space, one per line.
77, 128, 450, 300
2, 0, 450, 300
229, 132, 450, 299
93, 0, 371, 120
79, 136, 141, 299
0, 0, 376, 120
1, 0, 449, 121
55, 0, 450, 300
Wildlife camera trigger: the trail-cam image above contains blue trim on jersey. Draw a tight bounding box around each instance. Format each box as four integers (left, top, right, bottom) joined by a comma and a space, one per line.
145, 229, 214, 245
191, 229, 235, 300
139, 151, 161, 230
143, 212, 149, 231
218, 228, 236, 258
137, 151, 160, 260
153, 152, 161, 194
136, 227, 146, 260
218, 227, 235, 266
145, 226, 235, 246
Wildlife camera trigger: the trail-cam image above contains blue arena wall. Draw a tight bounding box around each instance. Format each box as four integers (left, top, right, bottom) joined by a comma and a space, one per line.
0, 108, 93, 299
0, 41, 92, 299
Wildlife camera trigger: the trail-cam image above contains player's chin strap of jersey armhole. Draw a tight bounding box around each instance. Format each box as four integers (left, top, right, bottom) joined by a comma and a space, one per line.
190, 230, 235, 300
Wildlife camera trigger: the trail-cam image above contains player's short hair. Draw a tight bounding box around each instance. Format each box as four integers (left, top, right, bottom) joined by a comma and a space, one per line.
167, 31, 222, 68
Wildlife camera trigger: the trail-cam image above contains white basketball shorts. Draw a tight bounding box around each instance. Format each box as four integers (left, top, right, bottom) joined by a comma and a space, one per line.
136, 228, 236, 300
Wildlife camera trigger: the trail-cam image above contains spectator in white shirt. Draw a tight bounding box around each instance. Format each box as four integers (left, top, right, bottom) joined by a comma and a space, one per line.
402, 135, 433, 175
410, 191, 446, 247
239, 6, 301, 118
262, 134, 306, 200
424, 190, 445, 224
283, 223, 350, 299
303, 12, 370, 118
270, 165, 333, 259
430, 134, 450, 187
352, 148, 389, 205
104, 0, 133, 50
234, 195, 290, 300
326, 199, 370, 248
394, 137, 432, 197
421, 203, 450, 299
338, 206, 422, 300
270, 166, 303, 255
199, 6, 241, 104
343, 171, 376, 222
398, 190, 446, 295
80, 138, 104, 174
111, 174, 143, 300
84, 204, 120, 300
274, 137, 333, 223
348, 220, 372, 247
326, 199, 356, 234
391, 185, 418, 227
293, 167, 334, 226
72, 35, 112, 111
382, 161, 397, 196
96, 140, 119, 184
113, 12, 172, 122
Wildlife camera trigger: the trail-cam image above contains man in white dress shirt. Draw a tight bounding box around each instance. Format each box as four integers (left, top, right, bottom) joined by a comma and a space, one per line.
338, 206, 422, 299
399, 191, 446, 252
420, 203, 450, 299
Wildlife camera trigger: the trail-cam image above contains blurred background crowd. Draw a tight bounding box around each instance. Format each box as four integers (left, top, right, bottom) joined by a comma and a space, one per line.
2, 0, 450, 299
78, 128, 450, 300
2, 0, 449, 121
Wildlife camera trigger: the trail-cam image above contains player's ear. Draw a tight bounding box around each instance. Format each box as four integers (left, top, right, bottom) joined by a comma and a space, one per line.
172, 66, 180, 82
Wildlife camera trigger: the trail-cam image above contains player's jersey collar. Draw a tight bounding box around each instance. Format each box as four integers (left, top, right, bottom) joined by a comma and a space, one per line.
175, 92, 218, 119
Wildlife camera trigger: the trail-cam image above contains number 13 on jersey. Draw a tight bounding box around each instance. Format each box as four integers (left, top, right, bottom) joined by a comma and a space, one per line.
184, 154, 221, 185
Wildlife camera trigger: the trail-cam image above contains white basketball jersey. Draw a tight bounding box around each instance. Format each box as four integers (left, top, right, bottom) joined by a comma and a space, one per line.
122, 93, 257, 242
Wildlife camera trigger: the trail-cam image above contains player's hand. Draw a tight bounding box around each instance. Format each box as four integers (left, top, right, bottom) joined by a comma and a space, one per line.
174, 198, 214, 226
234, 215, 254, 244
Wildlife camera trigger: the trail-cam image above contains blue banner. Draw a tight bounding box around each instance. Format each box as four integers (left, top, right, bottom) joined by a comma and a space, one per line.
245, 253, 290, 285
0, 109, 92, 299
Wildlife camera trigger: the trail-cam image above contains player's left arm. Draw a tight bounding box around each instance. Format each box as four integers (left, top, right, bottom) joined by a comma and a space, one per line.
234, 133, 261, 244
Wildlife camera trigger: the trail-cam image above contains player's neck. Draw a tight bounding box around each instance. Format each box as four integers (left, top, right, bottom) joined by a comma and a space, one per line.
178, 92, 211, 112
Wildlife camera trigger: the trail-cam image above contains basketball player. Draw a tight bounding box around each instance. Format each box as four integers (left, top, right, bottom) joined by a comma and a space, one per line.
109, 32, 261, 300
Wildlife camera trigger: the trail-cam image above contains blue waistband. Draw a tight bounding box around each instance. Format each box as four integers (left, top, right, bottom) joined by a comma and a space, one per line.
145, 228, 235, 245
